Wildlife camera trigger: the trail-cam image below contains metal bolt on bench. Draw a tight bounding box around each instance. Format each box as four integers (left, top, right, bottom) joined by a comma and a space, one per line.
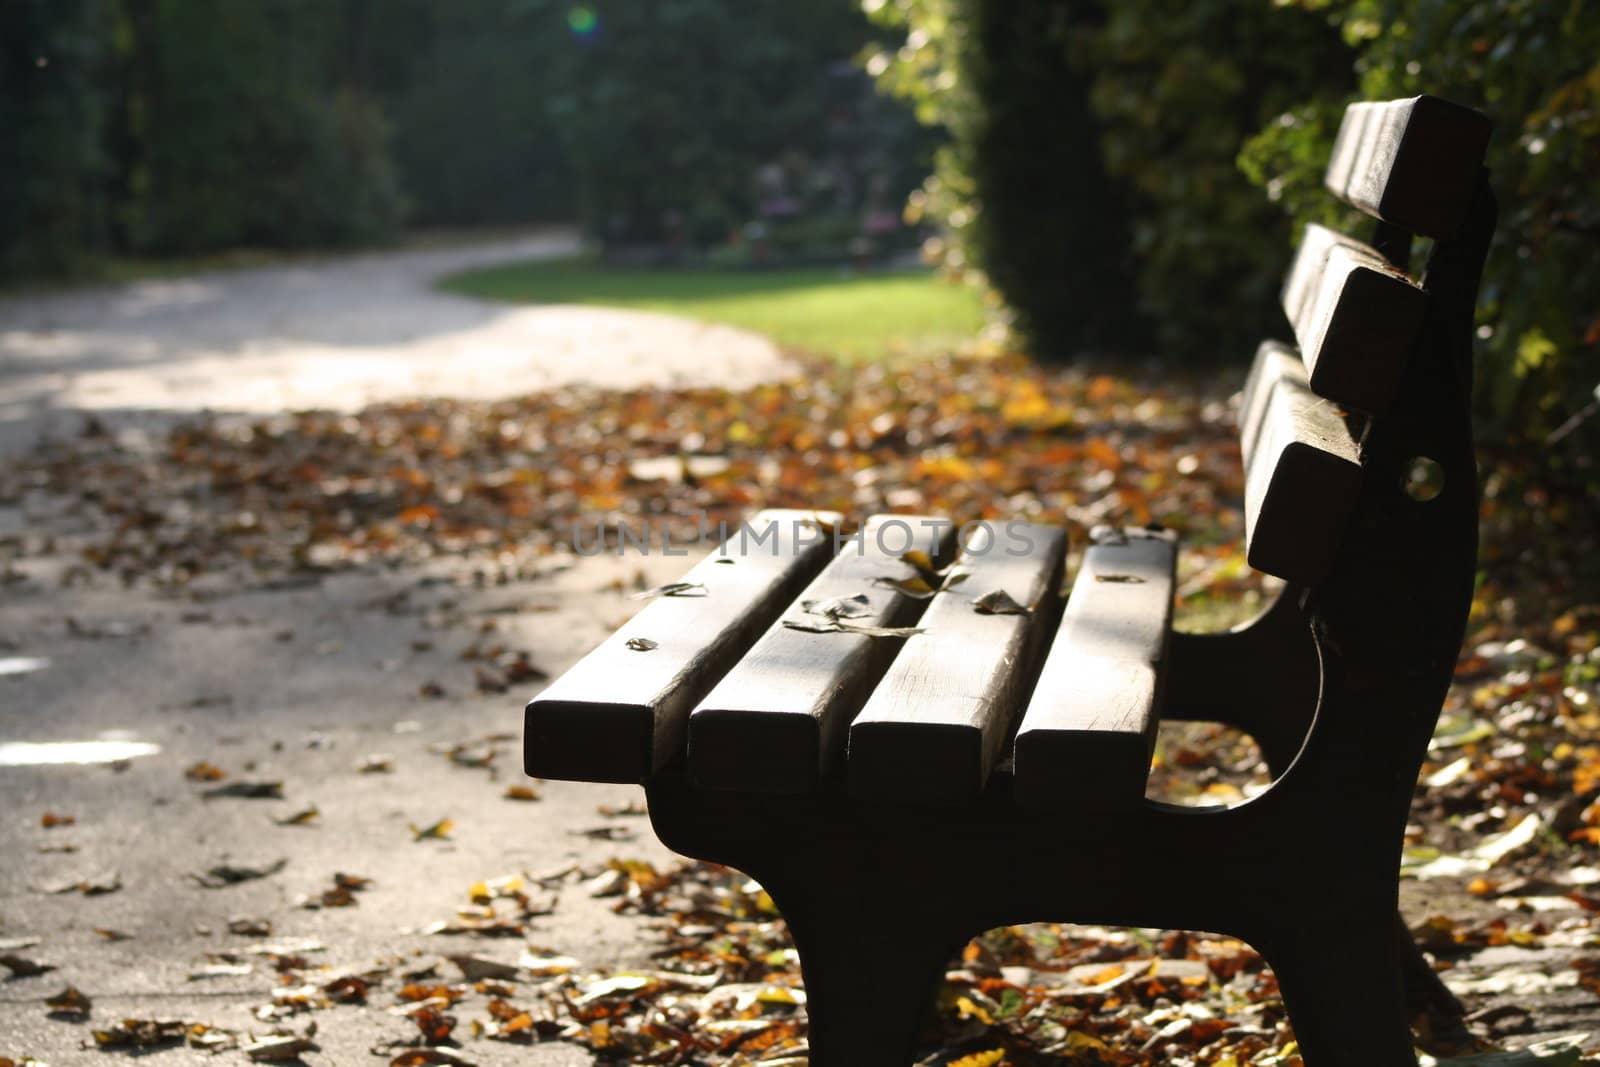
525, 94, 1497, 1067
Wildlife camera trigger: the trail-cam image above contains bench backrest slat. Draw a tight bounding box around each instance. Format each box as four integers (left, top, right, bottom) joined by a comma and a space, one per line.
1285, 225, 1427, 415
688, 515, 958, 794
1243, 371, 1363, 585
1012, 527, 1176, 813
1325, 94, 1491, 239
848, 523, 1067, 807
524, 509, 839, 783
1238, 339, 1305, 464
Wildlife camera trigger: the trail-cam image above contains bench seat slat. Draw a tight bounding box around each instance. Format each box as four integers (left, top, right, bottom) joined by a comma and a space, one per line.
847, 522, 1068, 807
687, 515, 958, 794
523, 509, 840, 784
1288, 227, 1427, 415
1325, 95, 1491, 239
1243, 374, 1362, 584
1013, 526, 1177, 812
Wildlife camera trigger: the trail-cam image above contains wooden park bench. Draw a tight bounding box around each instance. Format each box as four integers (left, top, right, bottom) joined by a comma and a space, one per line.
524, 95, 1496, 1066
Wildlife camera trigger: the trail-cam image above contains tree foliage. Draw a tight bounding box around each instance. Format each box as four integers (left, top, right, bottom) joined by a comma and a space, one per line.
1, 0, 903, 273
868, 0, 1144, 358
1239, 0, 1600, 449
0, 0, 109, 275
869, 0, 1350, 362
532, 0, 909, 249
114, 0, 405, 253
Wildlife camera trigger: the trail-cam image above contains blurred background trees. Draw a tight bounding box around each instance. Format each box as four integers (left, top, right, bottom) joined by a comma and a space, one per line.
2, 0, 1594, 463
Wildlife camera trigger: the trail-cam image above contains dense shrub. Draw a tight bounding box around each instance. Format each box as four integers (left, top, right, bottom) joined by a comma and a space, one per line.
114, 0, 404, 254
870, 0, 1351, 362
0, 0, 109, 276
1240, 0, 1600, 451
536, 0, 924, 251
869, 0, 1143, 358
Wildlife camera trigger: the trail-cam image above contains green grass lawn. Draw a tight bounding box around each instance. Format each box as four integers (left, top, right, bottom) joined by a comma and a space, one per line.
437, 257, 988, 362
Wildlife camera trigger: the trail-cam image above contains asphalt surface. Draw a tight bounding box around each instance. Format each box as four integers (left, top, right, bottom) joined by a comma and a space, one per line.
0, 234, 789, 1064
0, 230, 789, 455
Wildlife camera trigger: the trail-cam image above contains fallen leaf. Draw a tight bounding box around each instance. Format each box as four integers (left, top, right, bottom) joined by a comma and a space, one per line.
569, 825, 634, 841
625, 637, 658, 651
243, 1034, 320, 1061
358, 753, 394, 773
202, 781, 284, 800
782, 617, 923, 638
412, 1006, 457, 1043
503, 785, 540, 802
873, 574, 940, 598
228, 918, 273, 936
801, 593, 873, 619
448, 955, 520, 982
410, 818, 455, 841
972, 589, 1031, 615
190, 859, 287, 888
39, 812, 75, 829
43, 871, 121, 896
630, 581, 706, 600
598, 799, 648, 817
390, 1049, 478, 1066
45, 985, 91, 1019
273, 806, 320, 827
0, 955, 56, 978
185, 761, 227, 781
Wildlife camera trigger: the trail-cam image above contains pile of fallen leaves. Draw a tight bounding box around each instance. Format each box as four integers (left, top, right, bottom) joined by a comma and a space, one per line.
0, 356, 1259, 613
4, 356, 1598, 1064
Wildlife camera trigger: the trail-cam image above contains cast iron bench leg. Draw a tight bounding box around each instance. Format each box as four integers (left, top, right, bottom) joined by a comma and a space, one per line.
1258, 901, 1417, 1067
778, 893, 965, 1066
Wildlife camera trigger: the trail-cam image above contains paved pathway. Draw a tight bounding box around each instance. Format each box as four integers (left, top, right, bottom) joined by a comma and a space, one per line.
0, 230, 790, 453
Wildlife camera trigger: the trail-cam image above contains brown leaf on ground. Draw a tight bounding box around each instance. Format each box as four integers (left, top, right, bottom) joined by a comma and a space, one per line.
42, 870, 121, 896
45, 985, 91, 1019
190, 859, 287, 888
39, 812, 75, 829
272, 805, 320, 826
390, 1050, 478, 1067
184, 761, 227, 781
0, 954, 56, 978
202, 780, 283, 800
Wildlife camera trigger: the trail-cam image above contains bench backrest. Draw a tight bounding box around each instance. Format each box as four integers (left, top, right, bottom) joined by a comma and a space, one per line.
1237, 94, 1492, 589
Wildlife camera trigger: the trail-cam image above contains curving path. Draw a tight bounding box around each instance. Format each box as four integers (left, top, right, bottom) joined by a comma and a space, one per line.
0, 229, 791, 453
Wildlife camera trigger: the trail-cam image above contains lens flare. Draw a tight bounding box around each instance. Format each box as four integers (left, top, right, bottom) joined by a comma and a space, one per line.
567, 6, 598, 36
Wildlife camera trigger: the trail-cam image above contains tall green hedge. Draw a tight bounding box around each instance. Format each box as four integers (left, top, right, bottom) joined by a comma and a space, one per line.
869, 0, 1143, 357
1240, 0, 1600, 448
872, 0, 1598, 455
114, 0, 404, 254
0, 0, 109, 276
869, 0, 1351, 362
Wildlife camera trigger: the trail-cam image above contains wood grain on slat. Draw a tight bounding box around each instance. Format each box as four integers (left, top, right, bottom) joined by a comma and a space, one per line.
1290, 232, 1427, 415
524, 509, 840, 783
847, 522, 1068, 807
1013, 526, 1177, 812
1238, 339, 1307, 464
1280, 224, 1374, 330
1243, 374, 1363, 585
1323, 95, 1491, 239
688, 515, 959, 794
